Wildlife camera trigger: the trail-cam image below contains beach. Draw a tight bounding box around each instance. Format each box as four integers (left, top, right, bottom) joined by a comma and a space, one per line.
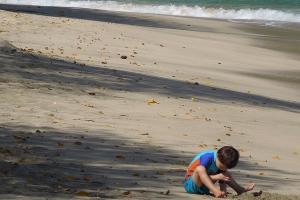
1, 4, 300, 199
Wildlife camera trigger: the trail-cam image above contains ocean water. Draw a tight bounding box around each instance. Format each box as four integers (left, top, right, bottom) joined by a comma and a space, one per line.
1, 0, 300, 24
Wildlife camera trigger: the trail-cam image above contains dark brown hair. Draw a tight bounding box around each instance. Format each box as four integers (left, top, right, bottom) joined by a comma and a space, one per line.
217, 146, 239, 169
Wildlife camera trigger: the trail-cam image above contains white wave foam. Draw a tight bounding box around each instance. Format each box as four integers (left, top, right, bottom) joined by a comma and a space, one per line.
1, 0, 300, 23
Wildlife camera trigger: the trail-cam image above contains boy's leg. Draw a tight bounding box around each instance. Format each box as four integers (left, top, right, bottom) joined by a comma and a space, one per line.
192, 166, 225, 197
225, 171, 255, 195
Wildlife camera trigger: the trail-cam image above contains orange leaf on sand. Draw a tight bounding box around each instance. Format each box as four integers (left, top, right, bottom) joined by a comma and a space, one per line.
259, 173, 265, 176
76, 191, 89, 196
132, 172, 140, 176
116, 155, 125, 159
74, 141, 82, 145
191, 97, 198, 102
14, 135, 25, 140
123, 191, 131, 195
193, 116, 200, 120
272, 156, 280, 159
117, 77, 124, 82
63, 176, 75, 181
58, 185, 70, 191
83, 175, 92, 180
147, 99, 157, 104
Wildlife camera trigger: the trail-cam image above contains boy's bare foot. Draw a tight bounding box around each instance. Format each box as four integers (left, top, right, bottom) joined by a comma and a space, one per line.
238, 183, 255, 195
245, 183, 255, 191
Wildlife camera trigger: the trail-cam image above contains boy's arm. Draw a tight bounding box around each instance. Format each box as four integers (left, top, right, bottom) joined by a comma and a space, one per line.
210, 172, 228, 193
210, 172, 230, 182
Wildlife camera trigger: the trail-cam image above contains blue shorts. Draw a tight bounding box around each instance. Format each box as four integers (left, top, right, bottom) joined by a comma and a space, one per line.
183, 176, 210, 195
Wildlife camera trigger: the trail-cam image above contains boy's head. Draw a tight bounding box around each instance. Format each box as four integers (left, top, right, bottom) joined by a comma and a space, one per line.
217, 146, 239, 169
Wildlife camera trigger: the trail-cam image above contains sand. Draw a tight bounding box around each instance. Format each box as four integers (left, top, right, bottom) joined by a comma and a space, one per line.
0, 4, 300, 199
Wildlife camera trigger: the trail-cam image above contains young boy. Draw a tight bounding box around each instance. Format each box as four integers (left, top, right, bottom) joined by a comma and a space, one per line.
184, 146, 255, 198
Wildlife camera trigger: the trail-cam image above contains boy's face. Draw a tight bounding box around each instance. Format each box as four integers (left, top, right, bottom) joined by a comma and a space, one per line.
216, 155, 227, 171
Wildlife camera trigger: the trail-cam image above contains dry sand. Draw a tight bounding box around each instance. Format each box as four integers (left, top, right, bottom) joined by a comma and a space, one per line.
1, 4, 300, 199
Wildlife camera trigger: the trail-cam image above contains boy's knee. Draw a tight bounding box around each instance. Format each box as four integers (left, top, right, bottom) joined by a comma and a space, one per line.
195, 166, 206, 174
223, 171, 232, 177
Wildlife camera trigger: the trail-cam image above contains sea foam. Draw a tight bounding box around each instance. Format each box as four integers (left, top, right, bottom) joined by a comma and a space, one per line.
1, 0, 300, 23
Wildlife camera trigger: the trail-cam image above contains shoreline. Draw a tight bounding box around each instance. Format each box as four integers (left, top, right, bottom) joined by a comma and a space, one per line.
1, 3, 300, 56
1, 1, 300, 24
1, 4, 300, 199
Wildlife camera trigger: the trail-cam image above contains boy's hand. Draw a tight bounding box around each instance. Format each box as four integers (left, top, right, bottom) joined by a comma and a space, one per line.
214, 190, 226, 198
218, 172, 230, 182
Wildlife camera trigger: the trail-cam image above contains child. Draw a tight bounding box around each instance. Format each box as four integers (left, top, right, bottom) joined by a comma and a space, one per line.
183, 146, 255, 198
